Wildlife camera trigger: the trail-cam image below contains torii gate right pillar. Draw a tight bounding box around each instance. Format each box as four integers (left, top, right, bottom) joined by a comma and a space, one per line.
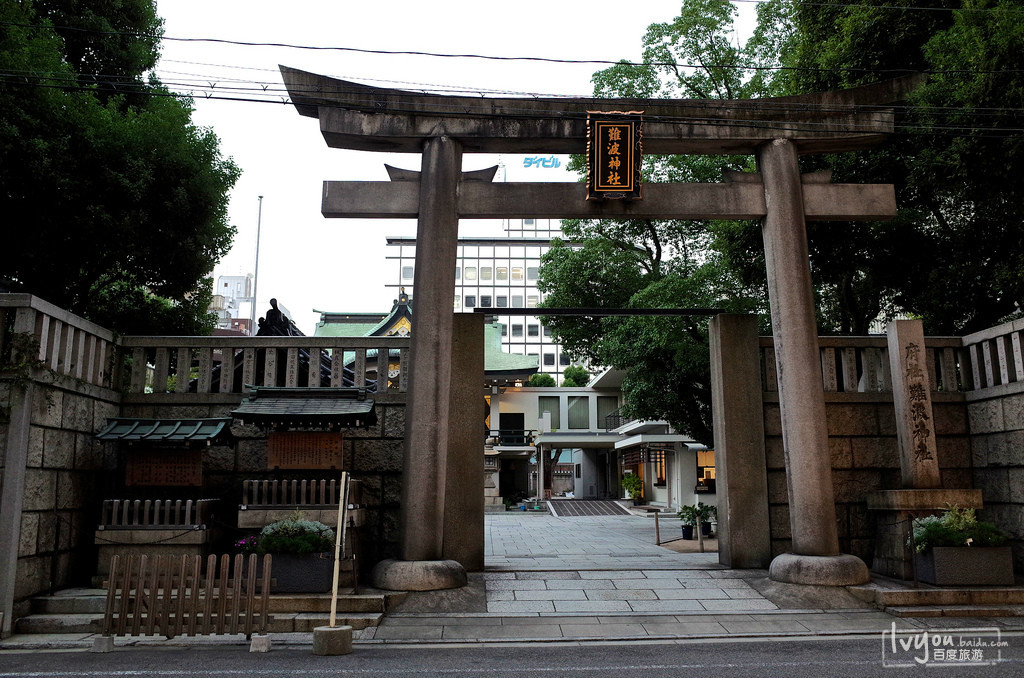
758, 138, 869, 585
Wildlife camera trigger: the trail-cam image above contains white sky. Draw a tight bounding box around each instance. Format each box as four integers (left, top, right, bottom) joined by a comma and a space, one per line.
155, 1, 756, 333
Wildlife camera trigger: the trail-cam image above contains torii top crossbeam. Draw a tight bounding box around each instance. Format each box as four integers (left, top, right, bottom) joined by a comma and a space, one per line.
280, 66, 919, 155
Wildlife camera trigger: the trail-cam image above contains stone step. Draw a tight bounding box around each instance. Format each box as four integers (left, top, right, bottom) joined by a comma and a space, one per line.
16, 613, 102, 634
267, 612, 383, 632
886, 605, 1024, 618
267, 593, 396, 614
850, 584, 1024, 608
15, 610, 385, 635
31, 590, 108, 614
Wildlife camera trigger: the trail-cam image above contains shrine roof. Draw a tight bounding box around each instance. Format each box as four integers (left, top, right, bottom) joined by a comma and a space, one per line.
232, 387, 377, 430
484, 323, 539, 377
96, 418, 233, 445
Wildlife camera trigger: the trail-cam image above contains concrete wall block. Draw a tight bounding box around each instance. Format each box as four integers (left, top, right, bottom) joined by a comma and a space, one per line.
19, 512, 39, 557
62, 393, 94, 433
968, 399, 1005, 435
27, 425, 44, 467
936, 436, 972, 469
1001, 393, 1024, 433
31, 388, 62, 427
832, 470, 882, 503
42, 428, 75, 469
36, 512, 57, 554
825, 403, 879, 436
764, 437, 786, 469
985, 431, 1024, 466
23, 469, 57, 511
970, 434, 990, 467
353, 439, 403, 473
382, 405, 406, 438
850, 436, 899, 469
1007, 468, 1024, 504
768, 504, 791, 539
763, 404, 782, 436
204, 444, 235, 472
934, 402, 969, 435
766, 471, 789, 503
830, 437, 853, 469
974, 467, 1011, 502
14, 556, 49, 601
56, 471, 85, 510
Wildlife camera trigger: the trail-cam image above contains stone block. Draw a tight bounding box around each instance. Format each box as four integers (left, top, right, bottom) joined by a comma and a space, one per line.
768, 504, 791, 539
346, 413, 383, 439
204, 444, 236, 472
934, 402, 968, 435
766, 470, 789, 503
230, 422, 263, 439
42, 428, 75, 469
1007, 468, 1024, 504
969, 434, 990, 467
973, 467, 1011, 502
985, 431, 1023, 466
57, 472, 86, 510
826, 403, 879, 436
936, 436, 971, 469
36, 512, 57, 553
14, 556, 49, 601
875, 404, 897, 436
850, 436, 898, 469
237, 440, 267, 472
830, 437, 853, 469
1000, 393, 1024, 433
763, 436, 785, 468
383, 475, 402, 505
163, 405, 214, 419
93, 401, 119, 433
23, 469, 56, 511
27, 425, 44, 467
383, 405, 406, 438
832, 469, 882, 503
19, 512, 39, 557
353, 439, 402, 473
968, 400, 1004, 435
763, 404, 782, 436
74, 433, 103, 470
940, 469, 973, 492
61, 393, 93, 433
31, 388, 62, 427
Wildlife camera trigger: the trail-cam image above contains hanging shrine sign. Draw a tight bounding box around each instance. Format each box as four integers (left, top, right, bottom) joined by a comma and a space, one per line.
586, 111, 643, 200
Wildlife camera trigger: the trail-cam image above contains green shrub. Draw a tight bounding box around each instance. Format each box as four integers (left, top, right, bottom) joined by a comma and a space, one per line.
237, 515, 335, 555
909, 505, 1007, 553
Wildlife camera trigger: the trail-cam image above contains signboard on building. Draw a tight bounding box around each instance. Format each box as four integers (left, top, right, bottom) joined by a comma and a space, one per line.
586, 112, 643, 200
125, 450, 203, 486
267, 432, 345, 469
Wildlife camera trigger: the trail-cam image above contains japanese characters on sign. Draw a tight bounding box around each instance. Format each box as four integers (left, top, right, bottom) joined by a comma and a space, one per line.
586, 111, 643, 200
267, 432, 344, 469
125, 450, 202, 486
903, 342, 934, 463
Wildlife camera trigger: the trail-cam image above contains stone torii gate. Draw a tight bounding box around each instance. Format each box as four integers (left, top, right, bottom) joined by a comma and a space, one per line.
282, 66, 914, 589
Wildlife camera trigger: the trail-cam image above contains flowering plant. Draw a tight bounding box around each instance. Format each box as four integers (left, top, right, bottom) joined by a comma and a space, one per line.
908, 505, 1006, 553
236, 515, 335, 556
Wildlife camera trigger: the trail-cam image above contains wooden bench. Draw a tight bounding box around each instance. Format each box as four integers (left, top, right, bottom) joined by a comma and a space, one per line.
95, 499, 218, 576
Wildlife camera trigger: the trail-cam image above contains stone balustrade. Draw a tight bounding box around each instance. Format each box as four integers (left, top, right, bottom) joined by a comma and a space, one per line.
960, 318, 1024, 393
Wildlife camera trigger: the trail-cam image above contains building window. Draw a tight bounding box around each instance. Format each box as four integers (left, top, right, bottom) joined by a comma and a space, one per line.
402, 266, 414, 280
497, 267, 508, 281
538, 396, 560, 430
543, 326, 552, 337
481, 296, 492, 308
524, 218, 535, 226
497, 296, 508, 308
527, 267, 539, 280
501, 324, 507, 336
527, 295, 538, 308
465, 267, 477, 281
512, 324, 523, 337
528, 325, 539, 337
465, 295, 476, 308
559, 354, 570, 366
512, 295, 524, 307
543, 353, 555, 366
481, 267, 492, 281
454, 295, 461, 309
597, 396, 618, 428
511, 267, 523, 281
455, 267, 461, 280
568, 396, 589, 429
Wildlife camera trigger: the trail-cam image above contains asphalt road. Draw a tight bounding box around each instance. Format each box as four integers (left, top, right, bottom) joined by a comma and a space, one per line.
2, 635, 1023, 678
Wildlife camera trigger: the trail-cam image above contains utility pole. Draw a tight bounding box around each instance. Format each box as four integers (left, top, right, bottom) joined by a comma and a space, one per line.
250, 195, 263, 334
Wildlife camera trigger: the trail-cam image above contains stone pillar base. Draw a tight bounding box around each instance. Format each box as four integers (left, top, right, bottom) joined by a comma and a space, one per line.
312, 626, 352, 655
370, 559, 467, 591
769, 553, 870, 586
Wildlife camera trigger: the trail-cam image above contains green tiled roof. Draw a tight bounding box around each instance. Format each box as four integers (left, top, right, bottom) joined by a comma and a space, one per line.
232, 387, 377, 429
485, 323, 538, 376
96, 418, 233, 445
313, 321, 382, 338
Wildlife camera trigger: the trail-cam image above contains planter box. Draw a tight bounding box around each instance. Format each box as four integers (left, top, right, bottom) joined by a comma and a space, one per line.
250, 552, 336, 593
915, 547, 1014, 586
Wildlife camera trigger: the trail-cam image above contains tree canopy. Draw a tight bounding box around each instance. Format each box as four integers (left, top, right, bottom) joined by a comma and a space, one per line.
0, 0, 239, 334
538, 0, 1024, 443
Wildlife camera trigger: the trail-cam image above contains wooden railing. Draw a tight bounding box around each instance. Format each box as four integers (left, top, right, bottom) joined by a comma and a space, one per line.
101, 554, 271, 640
240, 478, 362, 508
0, 294, 116, 389
759, 336, 966, 394
99, 499, 217, 529
960, 318, 1024, 392
118, 336, 411, 395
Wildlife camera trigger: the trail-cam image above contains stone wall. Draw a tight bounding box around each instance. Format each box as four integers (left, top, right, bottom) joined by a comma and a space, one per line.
968, 384, 1024, 572
0, 374, 120, 624
118, 393, 407, 574
763, 394, 973, 565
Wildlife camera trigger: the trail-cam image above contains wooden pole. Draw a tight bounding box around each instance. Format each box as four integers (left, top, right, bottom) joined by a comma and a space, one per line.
329, 471, 349, 628
654, 510, 661, 545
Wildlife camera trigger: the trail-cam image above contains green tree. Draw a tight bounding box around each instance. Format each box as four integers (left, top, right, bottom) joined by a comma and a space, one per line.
528, 373, 556, 387
561, 365, 590, 387
0, 0, 239, 333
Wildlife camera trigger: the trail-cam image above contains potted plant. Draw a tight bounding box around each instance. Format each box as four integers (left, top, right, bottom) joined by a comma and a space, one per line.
908, 505, 1013, 586
237, 513, 337, 593
621, 473, 644, 505
677, 504, 697, 539
695, 502, 718, 537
